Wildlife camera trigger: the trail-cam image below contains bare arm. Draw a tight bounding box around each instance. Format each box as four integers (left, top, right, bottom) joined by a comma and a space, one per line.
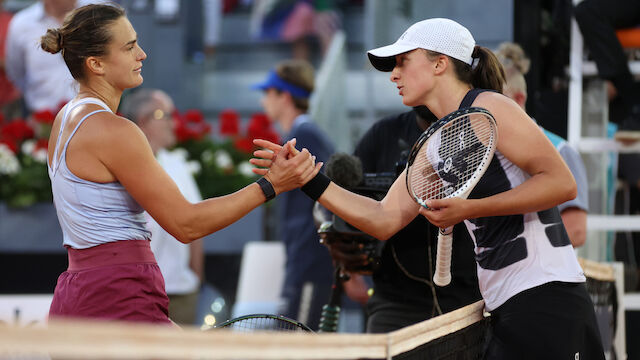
98, 118, 320, 243
316, 171, 420, 240
252, 139, 419, 240
419, 94, 577, 228
561, 208, 587, 248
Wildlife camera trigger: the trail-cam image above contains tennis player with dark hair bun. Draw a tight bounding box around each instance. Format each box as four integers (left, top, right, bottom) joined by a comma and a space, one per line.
253, 18, 604, 358
41, 3, 320, 324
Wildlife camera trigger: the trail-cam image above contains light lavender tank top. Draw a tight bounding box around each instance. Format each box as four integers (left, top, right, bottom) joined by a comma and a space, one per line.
47, 97, 150, 249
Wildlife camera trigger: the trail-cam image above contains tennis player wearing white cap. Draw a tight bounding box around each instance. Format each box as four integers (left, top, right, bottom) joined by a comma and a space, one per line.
253, 18, 605, 359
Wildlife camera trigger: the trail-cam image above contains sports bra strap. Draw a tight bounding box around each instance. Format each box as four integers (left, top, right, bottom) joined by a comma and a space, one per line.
459, 88, 497, 109
51, 98, 112, 174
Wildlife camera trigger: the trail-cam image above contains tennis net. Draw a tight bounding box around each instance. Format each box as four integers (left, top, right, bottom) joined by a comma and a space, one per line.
0, 301, 486, 359
0, 258, 621, 359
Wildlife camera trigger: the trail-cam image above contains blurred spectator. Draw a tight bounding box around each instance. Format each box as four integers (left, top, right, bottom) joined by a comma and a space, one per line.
496, 42, 589, 248
574, 0, 640, 141
5, 0, 94, 113
120, 88, 204, 326
0, 0, 20, 120
250, 0, 341, 60
252, 59, 335, 330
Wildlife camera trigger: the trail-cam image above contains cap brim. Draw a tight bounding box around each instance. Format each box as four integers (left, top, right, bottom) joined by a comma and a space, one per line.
367, 43, 418, 72
251, 81, 269, 91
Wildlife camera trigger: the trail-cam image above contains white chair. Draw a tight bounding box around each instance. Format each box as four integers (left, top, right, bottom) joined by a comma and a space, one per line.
231, 241, 286, 318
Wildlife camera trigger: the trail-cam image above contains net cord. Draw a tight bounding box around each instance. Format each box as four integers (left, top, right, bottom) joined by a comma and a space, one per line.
0, 301, 486, 359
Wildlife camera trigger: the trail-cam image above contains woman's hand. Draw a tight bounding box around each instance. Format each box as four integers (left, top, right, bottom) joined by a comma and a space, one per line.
250, 138, 283, 175
418, 197, 473, 228
251, 138, 310, 174
260, 138, 323, 194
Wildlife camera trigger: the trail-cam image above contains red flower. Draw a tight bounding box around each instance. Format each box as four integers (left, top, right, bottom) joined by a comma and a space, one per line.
219, 109, 240, 136
174, 109, 211, 142
233, 138, 254, 154
0, 138, 18, 153
31, 110, 56, 125
246, 113, 280, 145
261, 129, 281, 145
1, 119, 35, 143
184, 109, 206, 125
35, 138, 49, 151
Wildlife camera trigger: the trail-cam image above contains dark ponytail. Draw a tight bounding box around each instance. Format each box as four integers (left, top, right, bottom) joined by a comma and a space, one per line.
430, 46, 505, 93
469, 46, 506, 92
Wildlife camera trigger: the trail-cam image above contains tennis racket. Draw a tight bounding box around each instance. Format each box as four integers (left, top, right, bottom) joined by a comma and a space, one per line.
214, 314, 313, 332
406, 107, 498, 287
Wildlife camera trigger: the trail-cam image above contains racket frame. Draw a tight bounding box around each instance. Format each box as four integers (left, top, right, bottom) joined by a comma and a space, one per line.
214, 313, 314, 332
405, 107, 498, 287
406, 107, 497, 209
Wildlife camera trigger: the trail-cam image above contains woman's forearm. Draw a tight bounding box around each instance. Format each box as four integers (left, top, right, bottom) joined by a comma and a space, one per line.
468, 171, 577, 220
317, 180, 419, 241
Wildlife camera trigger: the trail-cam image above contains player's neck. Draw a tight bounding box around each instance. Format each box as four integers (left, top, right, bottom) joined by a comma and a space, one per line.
76, 83, 121, 114
425, 83, 472, 118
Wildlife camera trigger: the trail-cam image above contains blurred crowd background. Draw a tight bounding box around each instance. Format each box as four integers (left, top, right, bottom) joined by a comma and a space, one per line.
1, 0, 639, 353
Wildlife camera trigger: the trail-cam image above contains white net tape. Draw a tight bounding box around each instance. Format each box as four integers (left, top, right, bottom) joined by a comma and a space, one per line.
0, 301, 485, 360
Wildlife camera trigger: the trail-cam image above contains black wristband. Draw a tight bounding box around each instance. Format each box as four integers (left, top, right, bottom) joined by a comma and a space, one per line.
301, 172, 331, 201
256, 177, 276, 202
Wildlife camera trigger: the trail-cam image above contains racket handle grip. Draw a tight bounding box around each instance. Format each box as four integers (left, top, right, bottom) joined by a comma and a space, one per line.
433, 228, 453, 287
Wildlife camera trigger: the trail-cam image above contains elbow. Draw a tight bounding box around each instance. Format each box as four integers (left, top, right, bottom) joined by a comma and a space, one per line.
373, 225, 400, 241
173, 232, 196, 244
351, 221, 394, 241
376, 230, 393, 241
172, 213, 202, 244
176, 222, 206, 244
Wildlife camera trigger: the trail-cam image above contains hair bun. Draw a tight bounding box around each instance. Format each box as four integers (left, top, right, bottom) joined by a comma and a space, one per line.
40, 28, 63, 54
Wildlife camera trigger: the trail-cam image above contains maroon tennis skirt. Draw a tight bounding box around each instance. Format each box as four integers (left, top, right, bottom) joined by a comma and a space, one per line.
49, 240, 171, 324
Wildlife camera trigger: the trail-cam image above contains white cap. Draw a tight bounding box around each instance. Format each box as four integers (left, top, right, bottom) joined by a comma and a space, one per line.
367, 18, 476, 72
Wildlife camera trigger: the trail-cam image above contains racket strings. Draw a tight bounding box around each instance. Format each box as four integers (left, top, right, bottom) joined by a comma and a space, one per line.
408, 114, 495, 203
222, 316, 307, 332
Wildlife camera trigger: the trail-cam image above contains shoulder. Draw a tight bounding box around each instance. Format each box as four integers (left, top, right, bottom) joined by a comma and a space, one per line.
76, 107, 146, 146
472, 91, 533, 126
473, 91, 516, 109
